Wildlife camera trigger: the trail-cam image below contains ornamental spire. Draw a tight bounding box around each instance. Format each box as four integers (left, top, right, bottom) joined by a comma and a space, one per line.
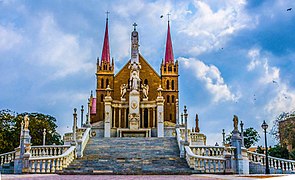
101, 11, 110, 64
164, 14, 174, 65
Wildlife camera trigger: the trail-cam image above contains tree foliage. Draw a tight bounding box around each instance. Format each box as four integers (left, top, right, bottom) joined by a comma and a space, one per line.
226, 127, 260, 148
0, 109, 63, 154
268, 145, 289, 159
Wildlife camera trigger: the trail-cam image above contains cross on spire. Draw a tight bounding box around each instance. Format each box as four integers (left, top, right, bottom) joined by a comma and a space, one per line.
106, 11, 110, 20
167, 13, 171, 22
133, 22, 137, 30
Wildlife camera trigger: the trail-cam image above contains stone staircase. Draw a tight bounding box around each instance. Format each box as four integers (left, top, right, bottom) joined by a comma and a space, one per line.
62, 137, 194, 175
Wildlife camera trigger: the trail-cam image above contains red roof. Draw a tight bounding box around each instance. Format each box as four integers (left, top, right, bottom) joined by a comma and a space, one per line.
90, 98, 96, 115
164, 21, 174, 64
101, 18, 110, 63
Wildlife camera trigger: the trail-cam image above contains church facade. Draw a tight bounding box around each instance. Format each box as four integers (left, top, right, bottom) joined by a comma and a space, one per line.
88, 17, 179, 137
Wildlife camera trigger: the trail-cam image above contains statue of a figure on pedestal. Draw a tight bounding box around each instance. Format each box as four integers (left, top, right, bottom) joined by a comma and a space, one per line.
24, 115, 29, 130
120, 84, 127, 98
142, 84, 149, 99
233, 115, 238, 131
130, 72, 140, 90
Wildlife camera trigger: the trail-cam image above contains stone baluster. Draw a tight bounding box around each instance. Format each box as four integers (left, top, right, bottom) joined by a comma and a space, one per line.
56, 158, 61, 171
51, 159, 56, 173
36, 160, 41, 173
46, 159, 51, 173
31, 160, 36, 173
41, 159, 46, 173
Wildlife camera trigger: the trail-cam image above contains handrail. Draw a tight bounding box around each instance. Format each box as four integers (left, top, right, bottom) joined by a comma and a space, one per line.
248, 151, 295, 163
80, 128, 91, 154
0, 151, 16, 157
185, 146, 225, 161
0, 151, 16, 165
176, 128, 182, 150
31, 145, 70, 148
29, 146, 75, 161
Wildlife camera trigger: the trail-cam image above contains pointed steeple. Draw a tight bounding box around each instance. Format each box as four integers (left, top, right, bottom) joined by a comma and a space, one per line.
164, 18, 174, 64
101, 13, 110, 64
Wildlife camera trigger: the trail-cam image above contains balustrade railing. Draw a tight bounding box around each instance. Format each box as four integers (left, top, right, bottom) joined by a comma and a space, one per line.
185, 146, 225, 173
0, 151, 16, 166
30, 145, 71, 157
190, 146, 225, 158
29, 146, 76, 173
248, 151, 295, 172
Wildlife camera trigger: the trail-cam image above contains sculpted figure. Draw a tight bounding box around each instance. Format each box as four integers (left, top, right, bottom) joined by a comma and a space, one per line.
24, 115, 29, 130
233, 115, 238, 131
142, 84, 149, 98
120, 84, 127, 98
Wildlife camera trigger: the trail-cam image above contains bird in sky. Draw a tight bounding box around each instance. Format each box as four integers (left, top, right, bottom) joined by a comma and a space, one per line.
287, 8, 292, 11
160, 15, 164, 18
272, 80, 277, 83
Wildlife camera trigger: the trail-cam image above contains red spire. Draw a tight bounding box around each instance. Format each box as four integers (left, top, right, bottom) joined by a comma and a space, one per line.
164, 20, 174, 64
101, 17, 110, 64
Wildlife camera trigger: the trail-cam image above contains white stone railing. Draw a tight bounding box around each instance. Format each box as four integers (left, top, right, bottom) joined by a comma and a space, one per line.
0, 151, 16, 166
190, 145, 225, 158
77, 127, 91, 158
30, 145, 71, 157
185, 146, 225, 173
29, 146, 76, 173
248, 151, 295, 172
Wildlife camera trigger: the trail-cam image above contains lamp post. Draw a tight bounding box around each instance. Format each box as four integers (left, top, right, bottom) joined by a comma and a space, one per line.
240, 121, 244, 147
183, 106, 188, 144
222, 129, 225, 146
181, 113, 184, 125
261, 120, 270, 174
81, 105, 84, 127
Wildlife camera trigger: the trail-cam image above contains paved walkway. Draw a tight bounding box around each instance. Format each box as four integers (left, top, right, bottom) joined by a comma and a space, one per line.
0, 174, 294, 180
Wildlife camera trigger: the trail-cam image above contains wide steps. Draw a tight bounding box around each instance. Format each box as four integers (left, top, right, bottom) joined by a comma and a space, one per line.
62, 137, 194, 175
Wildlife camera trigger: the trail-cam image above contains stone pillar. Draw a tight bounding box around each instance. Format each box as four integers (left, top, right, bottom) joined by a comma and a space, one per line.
156, 85, 164, 137
85, 99, 91, 127
147, 108, 150, 128
81, 105, 84, 127
119, 108, 121, 128
240, 121, 244, 147
124, 108, 127, 128
43, 129, 46, 146
153, 108, 156, 128
113, 108, 116, 128
104, 86, 113, 137
72, 108, 77, 145
230, 115, 249, 174
176, 99, 179, 128
141, 108, 144, 128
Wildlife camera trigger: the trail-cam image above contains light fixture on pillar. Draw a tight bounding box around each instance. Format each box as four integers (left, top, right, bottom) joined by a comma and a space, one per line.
261, 120, 270, 174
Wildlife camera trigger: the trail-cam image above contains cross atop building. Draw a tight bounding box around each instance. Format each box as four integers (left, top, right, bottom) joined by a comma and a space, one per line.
133, 22, 137, 30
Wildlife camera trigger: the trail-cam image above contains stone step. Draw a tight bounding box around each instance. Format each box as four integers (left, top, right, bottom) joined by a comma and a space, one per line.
62, 137, 194, 175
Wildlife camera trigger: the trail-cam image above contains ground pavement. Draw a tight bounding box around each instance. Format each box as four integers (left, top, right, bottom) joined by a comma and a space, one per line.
1, 174, 294, 180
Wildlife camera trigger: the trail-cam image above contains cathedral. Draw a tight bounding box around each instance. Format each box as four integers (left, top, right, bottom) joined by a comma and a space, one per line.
88, 17, 179, 137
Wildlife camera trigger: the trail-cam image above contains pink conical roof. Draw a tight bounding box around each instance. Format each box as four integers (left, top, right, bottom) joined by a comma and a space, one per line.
164, 21, 174, 64
101, 18, 110, 63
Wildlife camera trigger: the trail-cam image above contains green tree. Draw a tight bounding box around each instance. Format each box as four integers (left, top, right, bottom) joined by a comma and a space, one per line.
0, 109, 63, 154
268, 145, 289, 159
226, 127, 260, 148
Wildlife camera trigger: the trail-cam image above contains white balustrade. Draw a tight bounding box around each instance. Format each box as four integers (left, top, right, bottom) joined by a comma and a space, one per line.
30, 145, 70, 157
190, 145, 225, 158
0, 151, 16, 165
248, 151, 295, 172
185, 146, 225, 173
29, 146, 76, 173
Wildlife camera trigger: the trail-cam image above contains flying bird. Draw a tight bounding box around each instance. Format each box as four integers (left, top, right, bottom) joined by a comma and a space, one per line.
160, 15, 164, 18
272, 80, 277, 83
287, 8, 292, 11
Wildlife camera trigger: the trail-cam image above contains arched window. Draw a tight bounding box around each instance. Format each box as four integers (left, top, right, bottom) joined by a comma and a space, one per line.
106, 79, 109, 87
167, 95, 170, 103
144, 79, 148, 85
101, 78, 104, 89
101, 94, 104, 102
166, 80, 170, 90
172, 80, 175, 90
172, 95, 175, 103
168, 66, 172, 72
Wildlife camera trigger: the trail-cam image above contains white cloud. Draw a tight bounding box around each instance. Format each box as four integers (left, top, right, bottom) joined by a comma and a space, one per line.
31, 14, 94, 78
177, 0, 253, 55
179, 57, 238, 103
0, 25, 23, 52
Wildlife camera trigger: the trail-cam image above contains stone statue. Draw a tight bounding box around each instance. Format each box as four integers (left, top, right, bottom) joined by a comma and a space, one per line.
24, 115, 29, 130
120, 84, 127, 98
157, 85, 163, 97
130, 72, 139, 90
233, 115, 238, 131
142, 84, 149, 98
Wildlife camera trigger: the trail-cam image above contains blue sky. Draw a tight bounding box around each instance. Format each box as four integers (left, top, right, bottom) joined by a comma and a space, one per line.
0, 0, 294, 146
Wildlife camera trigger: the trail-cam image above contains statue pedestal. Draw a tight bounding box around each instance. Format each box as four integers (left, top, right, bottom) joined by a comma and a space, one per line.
156, 96, 164, 137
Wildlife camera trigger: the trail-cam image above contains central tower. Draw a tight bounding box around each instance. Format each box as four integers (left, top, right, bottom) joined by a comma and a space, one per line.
128, 23, 141, 129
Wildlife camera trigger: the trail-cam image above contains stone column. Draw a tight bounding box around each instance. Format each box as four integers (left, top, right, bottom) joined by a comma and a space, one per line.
104, 86, 113, 137
176, 99, 179, 128
124, 108, 127, 128
113, 107, 116, 128
85, 99, 91, 127
156, 86, 164, 137
81, 105, 84, 127
119, 108, 121, 128
147, 108, 150, 128
141, 108, 144, 128
153, 108, 156, 128
72, 108, 77, 145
